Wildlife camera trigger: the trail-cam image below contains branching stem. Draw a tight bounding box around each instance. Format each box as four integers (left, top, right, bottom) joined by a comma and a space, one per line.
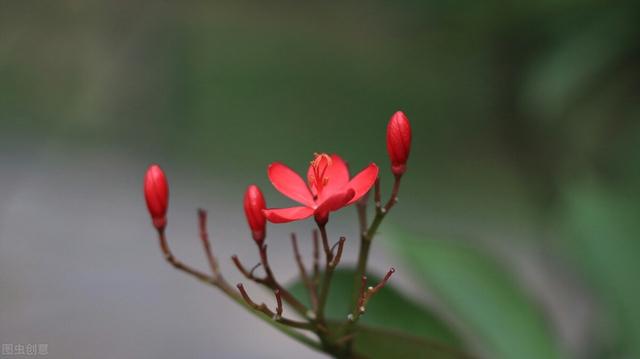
156, 226, 321, 351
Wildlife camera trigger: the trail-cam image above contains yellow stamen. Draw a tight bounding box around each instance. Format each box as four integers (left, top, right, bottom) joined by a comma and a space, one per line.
309, 153, 332, 196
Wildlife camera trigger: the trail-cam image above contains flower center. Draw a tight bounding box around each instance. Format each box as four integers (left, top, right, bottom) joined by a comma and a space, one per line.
309, 153, 332, 198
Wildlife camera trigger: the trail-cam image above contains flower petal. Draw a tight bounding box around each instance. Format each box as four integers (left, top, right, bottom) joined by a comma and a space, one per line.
346, 163, 379, 204
268, 162, 315, 207
315, 188, 356, 218
307, 154, 351, 202
263, 206, 314, 223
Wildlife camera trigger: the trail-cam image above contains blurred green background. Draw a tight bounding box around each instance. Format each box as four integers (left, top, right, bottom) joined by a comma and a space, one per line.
1, 1, 639, 358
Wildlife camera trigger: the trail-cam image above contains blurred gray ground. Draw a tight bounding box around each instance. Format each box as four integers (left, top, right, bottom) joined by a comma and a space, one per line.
0, 141, 414, 359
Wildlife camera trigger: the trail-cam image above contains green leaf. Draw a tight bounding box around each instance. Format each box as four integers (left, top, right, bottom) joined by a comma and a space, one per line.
288, 268, 461, 348
559, 182, 640, 357
386, 230, 563, 359
345, 323, 469, 359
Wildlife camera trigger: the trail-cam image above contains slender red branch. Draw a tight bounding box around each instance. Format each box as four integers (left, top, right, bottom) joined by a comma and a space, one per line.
330, 240, 341, 254
316, 224, 344, 324
153, 217, 322, 351
258, 245, 310, 316
275, 289, 283, 317
356, 275, 367, 312
374, 177, 382, 211
383, 175, 402, 212
231, 255, 249, 276
356, 190, 369, 235
198, 209, 219, 277
318, 225, 332, 262
354, 267, 396, 318
157, 228, 242, 303
231, 255, 268, 284
236, 284, 313, 330
158, 230, 216, 285
329, 237, 346, 267
371, 267, 396, 294
249, 262, 262, 277
237, 283, 254, 303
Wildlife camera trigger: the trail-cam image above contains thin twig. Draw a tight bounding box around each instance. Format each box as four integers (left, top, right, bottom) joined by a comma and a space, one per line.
198, 209, 219, 278
275, 289, 283, 317
231, 255, 268, 284
353, 268, 396, 319
236, 284, 314, 330
316, 224, 343, 324
329, 237, 346, 267
356, 191, 370, 235
371, 267, 395, 294
383, 175, 402, 212
356, 275, 368, 312
159, 230, 216, 285
258, 245, 310, 316
233, 251, 308, 316
330, 240, 341, 254
249, 262, 262, 277
374, 177, 382, 212
318, 224, 333, 262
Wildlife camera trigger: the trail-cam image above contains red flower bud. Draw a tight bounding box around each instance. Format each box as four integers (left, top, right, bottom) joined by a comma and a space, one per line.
386, 110, 412, 176
144, 164, 169, 231
244, 185, 267, 244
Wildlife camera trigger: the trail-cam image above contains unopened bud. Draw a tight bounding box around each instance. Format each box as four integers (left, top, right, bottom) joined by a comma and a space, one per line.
144, 164, 169, 231
386, 110, 412, 176
243, 185, 267, 244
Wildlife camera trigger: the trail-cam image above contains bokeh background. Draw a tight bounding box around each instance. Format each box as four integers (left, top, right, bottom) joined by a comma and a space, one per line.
1, 1, 639, 358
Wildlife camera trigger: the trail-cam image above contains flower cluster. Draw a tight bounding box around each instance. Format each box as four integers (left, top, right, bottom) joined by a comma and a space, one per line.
143, 110, 412, 358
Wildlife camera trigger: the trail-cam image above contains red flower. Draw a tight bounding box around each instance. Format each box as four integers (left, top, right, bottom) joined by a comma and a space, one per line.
144, 164, 169, 231
386, 111, 412, 176
244, 185, 267, 244
263, 153, 379, 225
